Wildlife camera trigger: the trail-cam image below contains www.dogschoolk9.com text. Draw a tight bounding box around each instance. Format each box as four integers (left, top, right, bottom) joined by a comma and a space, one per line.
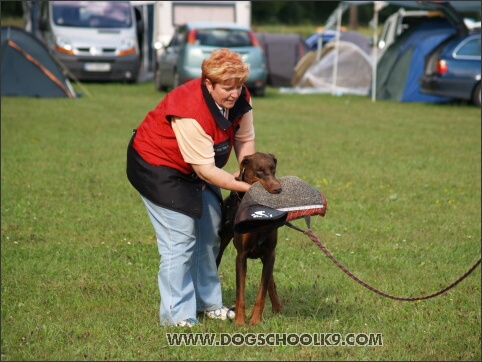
166, 333, 383, 347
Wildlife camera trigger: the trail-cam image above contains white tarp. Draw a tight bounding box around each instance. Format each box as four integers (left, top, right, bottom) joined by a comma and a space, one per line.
288, 41, 372, 96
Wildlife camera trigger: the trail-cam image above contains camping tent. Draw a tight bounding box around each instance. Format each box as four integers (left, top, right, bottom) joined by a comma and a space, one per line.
291, 40, 372, 95
256, 32, 309, 87
376, 17, 457, 102
312, 0, 480, 101
1, 26, 77, 98
305, 29, 372, 54
288, 31, 372, 95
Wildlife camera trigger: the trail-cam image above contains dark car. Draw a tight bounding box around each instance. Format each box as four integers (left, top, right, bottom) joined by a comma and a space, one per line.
154, 22, 267, 96
419, 32, 481, 107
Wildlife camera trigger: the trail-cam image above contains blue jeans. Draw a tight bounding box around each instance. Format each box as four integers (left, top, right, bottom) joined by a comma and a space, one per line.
141, 187, 224, 325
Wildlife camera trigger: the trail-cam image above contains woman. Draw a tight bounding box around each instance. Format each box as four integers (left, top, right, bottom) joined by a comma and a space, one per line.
126, 48, 255, 327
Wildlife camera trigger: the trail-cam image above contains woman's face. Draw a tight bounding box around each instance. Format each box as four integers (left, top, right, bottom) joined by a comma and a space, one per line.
205, 79, 242, 109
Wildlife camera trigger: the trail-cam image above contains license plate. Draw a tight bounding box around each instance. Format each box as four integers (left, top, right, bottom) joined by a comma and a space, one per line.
84, 63, 111, 72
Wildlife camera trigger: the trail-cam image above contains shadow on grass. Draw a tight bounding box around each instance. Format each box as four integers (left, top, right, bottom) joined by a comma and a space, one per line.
220, 282, 361, 322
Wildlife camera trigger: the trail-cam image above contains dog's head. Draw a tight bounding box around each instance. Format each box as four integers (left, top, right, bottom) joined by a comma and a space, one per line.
237, 152, 282, 194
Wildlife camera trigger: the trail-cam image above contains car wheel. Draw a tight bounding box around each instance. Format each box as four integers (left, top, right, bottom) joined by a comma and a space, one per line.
252, 85, 265, 97
126, 72, 138, 84
155, 67, 166, 92
472, 82, 481, 108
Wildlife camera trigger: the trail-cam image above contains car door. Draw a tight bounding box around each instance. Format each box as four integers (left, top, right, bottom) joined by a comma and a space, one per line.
158, 26, 186, 86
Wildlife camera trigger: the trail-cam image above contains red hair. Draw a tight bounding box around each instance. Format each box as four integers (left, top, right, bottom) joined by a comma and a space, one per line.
201, 48, 249, 86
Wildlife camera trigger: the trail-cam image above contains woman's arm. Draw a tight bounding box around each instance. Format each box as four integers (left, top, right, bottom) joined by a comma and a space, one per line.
234, 139, 255, 165
192, 163, 251, 192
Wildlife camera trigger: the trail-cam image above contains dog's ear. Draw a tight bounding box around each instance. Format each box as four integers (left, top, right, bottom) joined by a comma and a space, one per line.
238, 155, 252, 182
269, 154, 277, 165
241, 154, 252, 167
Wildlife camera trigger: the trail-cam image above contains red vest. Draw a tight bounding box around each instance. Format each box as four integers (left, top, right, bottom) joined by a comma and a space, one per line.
126, 78, 252, 218
133, 78, 251, 174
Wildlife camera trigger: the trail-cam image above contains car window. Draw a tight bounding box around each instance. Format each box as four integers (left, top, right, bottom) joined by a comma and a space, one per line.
455, 37, 481, 57
51, 1, 132, 28
169, 28, 185, 47
196, 29, 253, 47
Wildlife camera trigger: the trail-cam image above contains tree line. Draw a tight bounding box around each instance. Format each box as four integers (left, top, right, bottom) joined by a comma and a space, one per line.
0, 1, 405, 27
6, 1, 473, 27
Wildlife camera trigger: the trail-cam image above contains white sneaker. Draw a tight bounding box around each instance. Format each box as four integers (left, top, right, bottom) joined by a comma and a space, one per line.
176, 318, 200, 327
204, 306, 235, 320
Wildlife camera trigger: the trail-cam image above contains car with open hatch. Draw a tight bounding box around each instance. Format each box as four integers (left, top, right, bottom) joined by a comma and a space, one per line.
419, 31, 481, 107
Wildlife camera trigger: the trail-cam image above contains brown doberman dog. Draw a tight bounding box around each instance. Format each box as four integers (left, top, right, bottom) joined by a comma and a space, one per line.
216, 152, 283, 325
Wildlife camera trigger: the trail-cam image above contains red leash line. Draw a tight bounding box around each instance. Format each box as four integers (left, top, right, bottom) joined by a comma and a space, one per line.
304, 230, 481, 301
286, 222, 481, 301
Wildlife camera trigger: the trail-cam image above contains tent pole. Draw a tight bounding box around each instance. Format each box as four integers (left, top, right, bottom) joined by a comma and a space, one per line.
371, 2, 380, 102
316, 28, 323, 62
332, 4, 342, 96
50, 52, 92, 98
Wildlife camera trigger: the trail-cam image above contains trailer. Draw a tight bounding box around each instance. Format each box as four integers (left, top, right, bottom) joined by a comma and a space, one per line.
152, 1, 251, 59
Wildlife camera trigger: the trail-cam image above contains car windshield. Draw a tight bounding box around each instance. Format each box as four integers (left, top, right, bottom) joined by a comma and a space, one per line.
196, 29, 253, 47
52, 1, 132, 28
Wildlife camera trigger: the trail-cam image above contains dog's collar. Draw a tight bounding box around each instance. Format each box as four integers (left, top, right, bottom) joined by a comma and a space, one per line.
235, 167, 247, 201
233, 191, 244, 201
239, 167, 246, 182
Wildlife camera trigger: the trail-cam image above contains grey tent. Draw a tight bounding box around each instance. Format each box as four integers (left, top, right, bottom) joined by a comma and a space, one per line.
290, 40, 372, 95
290, 31, 373, 95
1, 26, 77, 98
256, 32, 309, 87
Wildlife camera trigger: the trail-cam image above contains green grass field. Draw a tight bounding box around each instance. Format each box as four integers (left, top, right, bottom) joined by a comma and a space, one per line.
1, 82, 480, 361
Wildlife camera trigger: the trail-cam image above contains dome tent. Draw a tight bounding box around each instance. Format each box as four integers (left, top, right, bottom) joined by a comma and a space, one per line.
1, 26, 76, 98
290, 36, 373, 96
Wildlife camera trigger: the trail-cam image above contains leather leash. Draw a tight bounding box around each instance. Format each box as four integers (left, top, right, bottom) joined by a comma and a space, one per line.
285, 221, 481, 301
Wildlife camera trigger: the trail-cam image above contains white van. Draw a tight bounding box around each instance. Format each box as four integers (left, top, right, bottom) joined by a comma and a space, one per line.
38, 1, 141, 82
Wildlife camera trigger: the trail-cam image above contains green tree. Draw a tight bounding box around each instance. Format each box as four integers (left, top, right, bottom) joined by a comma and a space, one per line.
252, 1, 341, 25
1, 1, 23, 16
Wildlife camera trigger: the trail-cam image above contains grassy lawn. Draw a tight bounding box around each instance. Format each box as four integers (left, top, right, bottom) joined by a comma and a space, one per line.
1, 81, 480, 361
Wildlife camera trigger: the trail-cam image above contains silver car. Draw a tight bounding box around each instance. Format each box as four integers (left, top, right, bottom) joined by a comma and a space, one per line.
154, 21, 267, 96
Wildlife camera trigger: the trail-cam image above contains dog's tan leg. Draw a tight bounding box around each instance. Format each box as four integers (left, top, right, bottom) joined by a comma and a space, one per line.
234, 249, 248, 325
249, 251, 275, 325
268, 276, 283, 313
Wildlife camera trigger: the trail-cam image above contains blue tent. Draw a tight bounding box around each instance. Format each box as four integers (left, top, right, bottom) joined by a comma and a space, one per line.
319, 1, 479, 101
376, 18, 456, 103
376, 18, 457, 102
